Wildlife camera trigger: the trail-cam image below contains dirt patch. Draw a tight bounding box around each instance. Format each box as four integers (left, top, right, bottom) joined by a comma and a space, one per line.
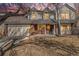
4, 35, 79, 56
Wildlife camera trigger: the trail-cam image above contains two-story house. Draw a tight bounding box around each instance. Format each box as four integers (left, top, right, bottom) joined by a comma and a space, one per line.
0, 4, 77, 38
3, 7, 56, 37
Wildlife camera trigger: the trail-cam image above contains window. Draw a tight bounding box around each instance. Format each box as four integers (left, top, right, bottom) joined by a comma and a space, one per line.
61, 24, 71, 34
38, 25, 46, 30
38, 25, 46, 34
60, 13, 69, 20
36, 12, 42, 19
43, 12, 49, 20
46, 24, 50, 30
30, 12, 42, 20
31, 12, 37, 20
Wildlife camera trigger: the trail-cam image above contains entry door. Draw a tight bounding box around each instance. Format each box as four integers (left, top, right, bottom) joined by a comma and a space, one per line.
34, 24, 38, 30
49, 25, 54, 34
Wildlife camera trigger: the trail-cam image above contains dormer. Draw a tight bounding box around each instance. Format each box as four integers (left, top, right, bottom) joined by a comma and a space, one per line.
28, 7, 42, 20
43, 7, 55, 20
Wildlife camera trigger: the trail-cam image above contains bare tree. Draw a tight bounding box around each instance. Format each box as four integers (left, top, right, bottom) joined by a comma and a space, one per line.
53, 3, 61, 35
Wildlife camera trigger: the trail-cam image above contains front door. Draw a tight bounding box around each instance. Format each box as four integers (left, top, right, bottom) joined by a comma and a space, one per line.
46, 25, 54, 34
49, 25, 54, 34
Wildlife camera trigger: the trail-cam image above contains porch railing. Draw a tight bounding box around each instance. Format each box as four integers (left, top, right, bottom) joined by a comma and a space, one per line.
60, 19, 75, 23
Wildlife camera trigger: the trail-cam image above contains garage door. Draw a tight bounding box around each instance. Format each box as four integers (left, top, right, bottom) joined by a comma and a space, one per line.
7, 25, 30, 37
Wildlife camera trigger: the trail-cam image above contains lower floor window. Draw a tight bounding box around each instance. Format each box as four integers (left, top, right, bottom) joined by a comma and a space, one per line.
30, 24, 55, 34
61, 24, 71, 35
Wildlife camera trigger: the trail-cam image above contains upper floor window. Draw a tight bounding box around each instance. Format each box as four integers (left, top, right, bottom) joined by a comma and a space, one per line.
43, 12, 50, 20
30, 12, 42, 20
36, 12, 42, 19
31, 12, 37, 20
60, 13, 69, 20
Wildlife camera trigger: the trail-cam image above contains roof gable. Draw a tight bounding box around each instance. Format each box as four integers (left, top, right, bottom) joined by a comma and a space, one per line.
65, 4, 76, 12
64, 4, 76, 12
60, 4, 76, 13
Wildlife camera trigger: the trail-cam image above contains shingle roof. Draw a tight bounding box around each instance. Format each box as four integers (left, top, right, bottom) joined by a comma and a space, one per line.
64, 4, 76, 12
4, 16, 55, 25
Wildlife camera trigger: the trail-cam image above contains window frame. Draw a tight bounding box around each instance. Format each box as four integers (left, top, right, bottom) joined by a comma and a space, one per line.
29, 11, 42, 20
43, 12, 50, 20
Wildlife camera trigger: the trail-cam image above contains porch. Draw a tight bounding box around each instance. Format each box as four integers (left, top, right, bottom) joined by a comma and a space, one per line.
29, 24, 56, 35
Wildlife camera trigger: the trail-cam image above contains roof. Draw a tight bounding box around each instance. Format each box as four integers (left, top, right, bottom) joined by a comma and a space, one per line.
0, 13, 6, 20
29, 19, 55, 25
0, 13, 9, 25
4, 16, 27, 25
4, 16, 55, 25
63, 4, 76, 12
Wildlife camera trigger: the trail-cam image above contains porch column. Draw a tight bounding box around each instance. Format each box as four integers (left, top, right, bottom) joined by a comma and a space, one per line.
53, 25, 55, 35
45, 25, 46, 35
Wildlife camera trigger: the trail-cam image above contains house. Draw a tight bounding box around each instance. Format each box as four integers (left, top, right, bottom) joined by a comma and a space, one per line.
28, 7, 56, 35
0, 4, 77, 38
